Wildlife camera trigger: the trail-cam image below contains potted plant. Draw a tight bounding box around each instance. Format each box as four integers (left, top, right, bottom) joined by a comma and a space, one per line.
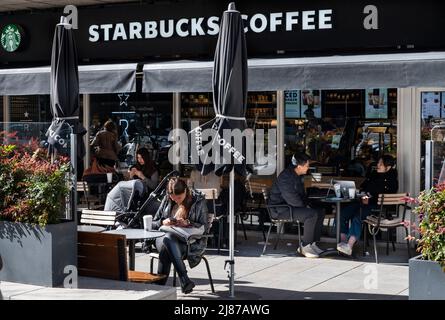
0, 131, 77, 287
407, 183, 445, 300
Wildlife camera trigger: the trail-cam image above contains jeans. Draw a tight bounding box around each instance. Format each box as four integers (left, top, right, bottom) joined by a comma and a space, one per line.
339, 202, 377, 241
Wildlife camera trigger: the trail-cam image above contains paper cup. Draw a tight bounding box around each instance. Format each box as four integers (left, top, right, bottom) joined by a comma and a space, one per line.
106, 172, 113, 183
143, 215, 152, 231
348, 188, 356, 199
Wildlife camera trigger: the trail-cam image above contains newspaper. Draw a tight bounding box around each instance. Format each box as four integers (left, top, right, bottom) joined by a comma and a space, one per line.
159, 225, 205, 242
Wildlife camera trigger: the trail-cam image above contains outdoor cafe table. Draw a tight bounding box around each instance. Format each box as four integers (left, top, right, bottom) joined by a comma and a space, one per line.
103, 229, 165, 270
318, 197, 357, 256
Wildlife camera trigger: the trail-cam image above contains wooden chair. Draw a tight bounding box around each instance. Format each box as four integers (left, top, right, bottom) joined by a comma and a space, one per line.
195, 188, 224, 254
80, 209, 117, 231
362, 193, 411, 263
77, 181, 102, 210
77, 231, 166, 283
237, 181, 268, 241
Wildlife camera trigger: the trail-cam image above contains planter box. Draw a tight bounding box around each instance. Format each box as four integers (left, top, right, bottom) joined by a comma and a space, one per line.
0, 220, 77, 287
409, 255, 445, 300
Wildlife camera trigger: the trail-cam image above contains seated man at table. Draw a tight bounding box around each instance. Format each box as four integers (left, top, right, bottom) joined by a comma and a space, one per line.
337, 154, 398, 256
269, 152, 325, 258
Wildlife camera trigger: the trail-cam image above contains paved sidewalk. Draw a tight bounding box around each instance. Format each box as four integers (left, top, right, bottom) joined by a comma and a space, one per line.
136, 230, 409, 300
1, 277, 177, 300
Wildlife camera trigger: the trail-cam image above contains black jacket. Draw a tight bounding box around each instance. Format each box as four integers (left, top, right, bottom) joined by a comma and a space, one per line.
360, 168, 398, 205
269, 166, 307, 212
152, 188, 208, 268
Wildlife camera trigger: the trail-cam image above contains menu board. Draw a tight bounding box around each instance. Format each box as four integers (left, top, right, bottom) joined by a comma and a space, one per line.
284, 90, 300, 118
365, 88, 388, 119
301, 90, 321, 118
421, 92, 441, 119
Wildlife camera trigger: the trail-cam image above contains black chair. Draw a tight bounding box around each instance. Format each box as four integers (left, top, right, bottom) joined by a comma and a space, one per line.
261, 188, 302, 255
195, 188, 225, 254
149, 213, 216, 293
363, 193, 411, 263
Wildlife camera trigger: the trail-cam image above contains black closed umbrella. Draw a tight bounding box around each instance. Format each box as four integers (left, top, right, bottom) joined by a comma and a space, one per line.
46, 17, 86, 218
193, 2, 248, 298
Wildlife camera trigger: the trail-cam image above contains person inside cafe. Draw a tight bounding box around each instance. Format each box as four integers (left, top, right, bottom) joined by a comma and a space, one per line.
337, 154, 398, 256
90, 119, 121, 168
269, 152, 325, 258
151, 177, 208, 294
129, 147, 159, 194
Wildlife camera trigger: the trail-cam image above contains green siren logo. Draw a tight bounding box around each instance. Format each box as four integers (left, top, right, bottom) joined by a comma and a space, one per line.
1, 24, 22, 52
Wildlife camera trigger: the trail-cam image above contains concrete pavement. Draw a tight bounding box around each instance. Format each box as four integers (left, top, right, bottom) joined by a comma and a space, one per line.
136, 229, 410, 300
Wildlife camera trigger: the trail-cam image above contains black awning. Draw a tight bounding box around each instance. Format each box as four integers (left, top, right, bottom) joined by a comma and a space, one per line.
142, 51, 445, 92
0, 63, 137, 95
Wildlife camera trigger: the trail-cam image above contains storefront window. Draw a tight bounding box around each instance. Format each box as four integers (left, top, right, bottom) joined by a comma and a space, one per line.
10, 95, 52, 122
181, 91, 277, 178
284, 89, 397, 177
420, 91, 445, 189
90, 92, 173, 177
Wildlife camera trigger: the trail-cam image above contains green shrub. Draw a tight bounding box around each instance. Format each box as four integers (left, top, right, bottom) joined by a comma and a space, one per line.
0, 134, 69, 227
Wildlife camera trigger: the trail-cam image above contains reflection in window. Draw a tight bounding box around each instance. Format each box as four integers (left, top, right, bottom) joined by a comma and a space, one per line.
90, 93, 173, 177
284, 89, 397, 177
9, 95, 52, 122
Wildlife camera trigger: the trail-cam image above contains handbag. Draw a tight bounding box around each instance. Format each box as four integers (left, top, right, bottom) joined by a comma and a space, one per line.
159, 225, 204, 242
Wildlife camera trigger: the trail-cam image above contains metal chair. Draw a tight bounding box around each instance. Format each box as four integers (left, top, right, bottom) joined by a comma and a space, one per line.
261, 188, 302, 255
149, 213, 216, 293
363, 193, 411, 263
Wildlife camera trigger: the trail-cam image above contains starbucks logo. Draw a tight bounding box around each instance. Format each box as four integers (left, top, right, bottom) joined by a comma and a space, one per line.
1, 24, 22, 52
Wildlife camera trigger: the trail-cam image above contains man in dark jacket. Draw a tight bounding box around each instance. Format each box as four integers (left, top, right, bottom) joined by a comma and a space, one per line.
269, 153, 325, 258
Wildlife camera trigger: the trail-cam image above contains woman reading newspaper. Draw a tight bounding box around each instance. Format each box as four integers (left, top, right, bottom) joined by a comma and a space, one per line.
151, 177, 208, 294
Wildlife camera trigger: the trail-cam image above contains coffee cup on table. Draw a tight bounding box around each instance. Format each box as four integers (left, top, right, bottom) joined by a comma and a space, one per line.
143, 215, 153, 231
348, 188, 356, 199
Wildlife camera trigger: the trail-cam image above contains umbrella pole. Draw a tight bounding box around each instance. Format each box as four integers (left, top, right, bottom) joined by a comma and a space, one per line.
229, 168, 235, 298
70, 133, 77, 222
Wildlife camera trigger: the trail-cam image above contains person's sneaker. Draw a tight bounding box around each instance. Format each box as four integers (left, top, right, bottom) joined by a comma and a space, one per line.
311, 242, 324, 255
336, 242, 352, 256
297, 244, 320, 258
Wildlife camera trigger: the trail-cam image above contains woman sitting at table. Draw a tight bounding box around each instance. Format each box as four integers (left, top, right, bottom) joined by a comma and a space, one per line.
151, 177, 208, 294
129, 147, 159, 194
337, 154, 398, 256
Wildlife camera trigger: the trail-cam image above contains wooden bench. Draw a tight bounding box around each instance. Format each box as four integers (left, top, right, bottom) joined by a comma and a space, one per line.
80, 209, 117, 230
77, 231, 166, 283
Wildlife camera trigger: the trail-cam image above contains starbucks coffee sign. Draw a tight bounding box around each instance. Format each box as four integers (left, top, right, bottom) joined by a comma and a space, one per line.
1, 24, 22, 52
